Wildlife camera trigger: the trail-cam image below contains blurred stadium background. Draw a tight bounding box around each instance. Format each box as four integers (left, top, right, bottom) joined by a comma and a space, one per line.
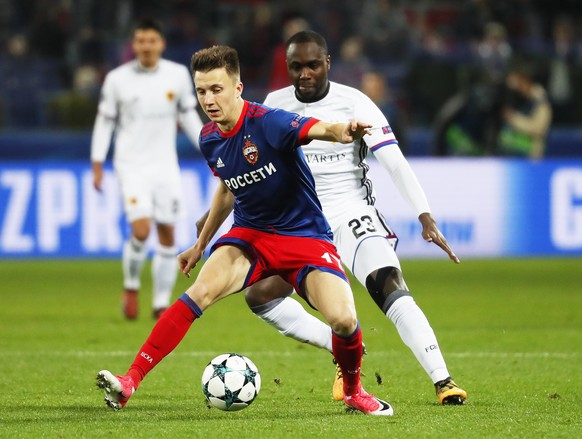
1, 0, 581, 259
1, 5, 580, 435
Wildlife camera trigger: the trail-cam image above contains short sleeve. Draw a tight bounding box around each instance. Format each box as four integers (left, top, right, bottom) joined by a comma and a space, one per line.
354, 92, 398, 153
261, 108, 317, 151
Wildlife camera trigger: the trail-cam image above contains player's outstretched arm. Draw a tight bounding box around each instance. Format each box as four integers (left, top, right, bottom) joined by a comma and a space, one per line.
419, 212, 460, 264
308, 120, 372, 143
179, 182, 234, 277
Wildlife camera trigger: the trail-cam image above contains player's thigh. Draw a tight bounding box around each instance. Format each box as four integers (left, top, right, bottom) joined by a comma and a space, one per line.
185, 245, 252, 311
117, 171, 154, 222
351, 236, 401, 286
302, 270, 357, 335
333, 206, 400, 285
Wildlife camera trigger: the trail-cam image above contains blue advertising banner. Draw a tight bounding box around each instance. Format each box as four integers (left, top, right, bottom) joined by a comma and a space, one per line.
0, 161, 223, 258
1, 159, 581, 258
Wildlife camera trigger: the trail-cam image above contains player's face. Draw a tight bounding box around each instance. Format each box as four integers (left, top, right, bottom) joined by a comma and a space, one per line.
132, 29, 165, 68
286, 42, 330, 101
194, 67, 244, 131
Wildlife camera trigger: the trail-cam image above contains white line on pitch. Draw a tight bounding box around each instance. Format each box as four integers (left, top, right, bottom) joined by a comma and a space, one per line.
2, 351, 579, 359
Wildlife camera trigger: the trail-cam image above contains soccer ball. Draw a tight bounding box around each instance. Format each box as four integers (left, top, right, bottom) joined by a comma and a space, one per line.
201, 353, 261, 411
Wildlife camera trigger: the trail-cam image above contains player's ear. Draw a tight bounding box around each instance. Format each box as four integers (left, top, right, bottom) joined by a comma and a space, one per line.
236, 81, 244, 98
326, 55, 331, 71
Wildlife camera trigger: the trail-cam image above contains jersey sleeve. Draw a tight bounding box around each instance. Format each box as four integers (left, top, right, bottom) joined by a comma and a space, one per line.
96, 73, 117, 120
373, 146, 430, 217
90, 73, 117, 162
261, 108, 318, 151
177, 67, 204, 149
177, 67, 198, 113
354, 92, 399, 153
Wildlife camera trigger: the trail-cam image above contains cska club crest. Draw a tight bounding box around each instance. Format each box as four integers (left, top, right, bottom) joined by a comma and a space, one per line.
242, 139, 259, 164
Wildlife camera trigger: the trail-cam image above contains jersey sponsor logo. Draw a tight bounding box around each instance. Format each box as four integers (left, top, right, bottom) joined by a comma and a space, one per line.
166, 91, 175, 101
223, 162, 277, 190
140, 352, 153, 363
305, 152, 347, 163
243, 139, 259, 165
216, 157, 225, 168
382, 125, 392, 134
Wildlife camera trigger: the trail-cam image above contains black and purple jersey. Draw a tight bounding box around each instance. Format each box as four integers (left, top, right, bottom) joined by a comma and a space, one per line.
199, 100, 333, 240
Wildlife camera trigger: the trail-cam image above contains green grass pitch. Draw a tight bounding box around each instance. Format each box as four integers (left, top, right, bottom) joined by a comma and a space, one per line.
0, 258, 580, 438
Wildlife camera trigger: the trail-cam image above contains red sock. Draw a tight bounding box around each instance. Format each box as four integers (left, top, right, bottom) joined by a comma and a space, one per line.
126, 297, 199, 388
332, 325, 363, 396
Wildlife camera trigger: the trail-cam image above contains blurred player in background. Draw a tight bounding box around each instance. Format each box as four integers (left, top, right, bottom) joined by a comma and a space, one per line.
199, 30, 467, 405
97, 45, 394, 416
90, 18, 204, 320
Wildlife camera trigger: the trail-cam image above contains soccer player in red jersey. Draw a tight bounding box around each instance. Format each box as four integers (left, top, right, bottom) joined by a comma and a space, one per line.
96, 45, 393, 416
196, 31, 466, 405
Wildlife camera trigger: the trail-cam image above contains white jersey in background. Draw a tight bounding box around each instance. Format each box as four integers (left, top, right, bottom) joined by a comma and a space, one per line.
91, 59, 203, 175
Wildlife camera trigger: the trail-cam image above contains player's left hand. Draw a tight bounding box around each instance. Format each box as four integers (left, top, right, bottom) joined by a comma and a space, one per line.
419, 213, 460, 264
343, 120, 372, 142
92, 162, 104, 192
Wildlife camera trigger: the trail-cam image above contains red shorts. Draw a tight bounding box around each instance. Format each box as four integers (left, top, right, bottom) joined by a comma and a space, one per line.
211, 227, 348, 300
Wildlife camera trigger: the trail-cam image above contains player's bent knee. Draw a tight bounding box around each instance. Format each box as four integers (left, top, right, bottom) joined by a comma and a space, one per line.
365, 266, 411, 313
327, 312, 358, 336
244, 287, 266, 308
245, 276, 293, 308
330, 319, 358, 336
185, 282, 214, 311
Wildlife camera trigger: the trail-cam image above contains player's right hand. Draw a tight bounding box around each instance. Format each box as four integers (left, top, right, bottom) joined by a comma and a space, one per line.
178, 245, 204, 278
343, 119, 372, 142
419, 212, 460, 264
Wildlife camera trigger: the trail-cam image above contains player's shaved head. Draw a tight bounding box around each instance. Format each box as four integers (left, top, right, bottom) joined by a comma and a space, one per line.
286, 30, 328, 58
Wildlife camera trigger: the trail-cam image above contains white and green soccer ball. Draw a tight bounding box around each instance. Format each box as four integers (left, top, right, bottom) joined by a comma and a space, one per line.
201, 353, 261, 411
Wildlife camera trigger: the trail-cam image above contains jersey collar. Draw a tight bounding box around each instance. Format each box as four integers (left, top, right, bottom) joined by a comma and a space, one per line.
134, 60, 160, 73
218, 100, 248, 138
